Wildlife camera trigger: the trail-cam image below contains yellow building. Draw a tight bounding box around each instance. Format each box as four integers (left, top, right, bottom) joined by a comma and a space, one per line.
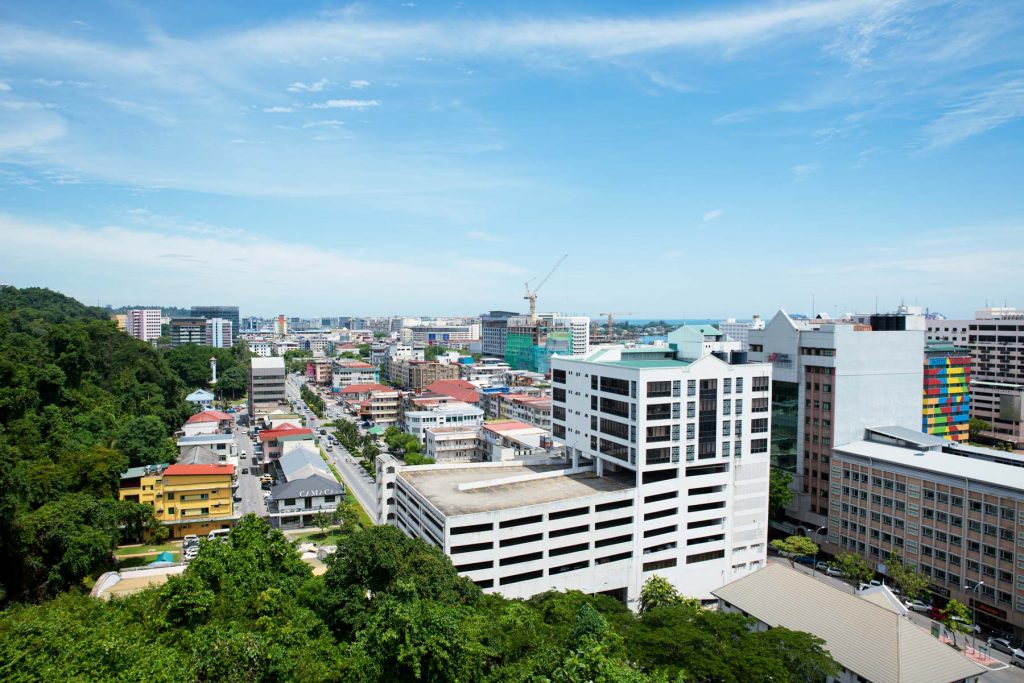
120, 463, 236, 539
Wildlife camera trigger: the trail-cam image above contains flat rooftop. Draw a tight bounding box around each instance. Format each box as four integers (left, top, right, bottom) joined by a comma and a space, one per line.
835, 439, 1024, 490
564, 346, 692, 369
399, 464, 634, 516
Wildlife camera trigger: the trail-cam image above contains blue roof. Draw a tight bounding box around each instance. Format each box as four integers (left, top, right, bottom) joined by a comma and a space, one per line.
186, 389, 215, 401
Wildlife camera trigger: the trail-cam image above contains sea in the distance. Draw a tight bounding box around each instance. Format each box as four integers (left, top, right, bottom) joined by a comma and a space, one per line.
618, 318, 723, 344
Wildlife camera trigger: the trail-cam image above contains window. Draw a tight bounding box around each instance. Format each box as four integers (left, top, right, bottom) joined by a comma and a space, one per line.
751, 439, 768, 454
647, 381, 672, 398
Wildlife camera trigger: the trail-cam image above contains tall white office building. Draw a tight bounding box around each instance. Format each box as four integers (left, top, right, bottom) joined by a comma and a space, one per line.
380, 331, 771, 609
204, 318, 233, 348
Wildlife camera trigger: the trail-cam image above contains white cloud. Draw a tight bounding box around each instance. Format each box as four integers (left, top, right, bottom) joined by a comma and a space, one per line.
702, 208, 725, 222
0, 214, 526, 313
923, 76, 1024, 148
349, 79, 371, 89
0, 101, 68, 151
464, 230, 505, 242
262, 106, 295, 113
0, 81, 11, 91
302, 119, 346, 128
287, 78, 330, 93
311, 98, 380, 109
792, 161, 821, 179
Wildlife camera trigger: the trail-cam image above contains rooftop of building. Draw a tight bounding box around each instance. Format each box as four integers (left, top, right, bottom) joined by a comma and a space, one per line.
176, 433, 234, 444
279, 446, 333, 482
406, 402, 483, 417
120, 463, 170, 480
423, 379, 480, 404
567, 346, 692, 368
836, 431, 1024, 490
334, 359, 374, 369
924, 340, 971, 354
338, 383, 393, 394
271, 473, 344, 499
185, 389, 215, 401
712, 563, 984, 683
483, 419, 545, 435
178, 445, 223, 466
258, 424, 313, 442
398, 464, 633, 515
185, 410, 233, 424
163, 463, 234, 477
251, 357, 285, 369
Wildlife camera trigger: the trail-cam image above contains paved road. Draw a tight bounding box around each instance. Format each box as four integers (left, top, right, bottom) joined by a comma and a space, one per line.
770, 558, 1022, 682
232, 410, 267, 518
286, 375, 380, 522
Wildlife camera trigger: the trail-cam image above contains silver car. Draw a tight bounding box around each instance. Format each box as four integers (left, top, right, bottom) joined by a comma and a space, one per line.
988, 637, 1017, 655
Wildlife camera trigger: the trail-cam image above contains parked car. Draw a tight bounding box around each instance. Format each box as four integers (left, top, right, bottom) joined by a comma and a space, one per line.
814, 561, 844, 575
950, 615, 982, 633
1011, 650, 1024, 668
988, 637, 1018, 655
326, 445, 333, 452
823, 566, 846, 578
904, 599, 932, 613
208, 528, 230, 542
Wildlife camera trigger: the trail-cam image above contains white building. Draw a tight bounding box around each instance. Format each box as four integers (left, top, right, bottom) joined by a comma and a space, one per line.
204, 318, 233, 348
125, 308, 162, 343
248, 339, 274, 358
405, 323, 481, 346
404, 402, 485, 441
747, 310, 923, 532
716, 315, 764, 347
175, 433, 237, 467
268, 447, 345, 529
381, 341, 772, 609
249, 356, 286, 418
424, 426, 482, 463
332, 359, 379, 389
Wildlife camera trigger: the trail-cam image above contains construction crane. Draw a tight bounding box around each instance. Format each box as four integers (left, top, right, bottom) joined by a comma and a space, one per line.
524, 254, 568, 323
599, 312, 634, 339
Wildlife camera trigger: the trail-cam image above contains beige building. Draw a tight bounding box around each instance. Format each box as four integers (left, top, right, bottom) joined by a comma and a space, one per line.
424, 426, 482, 463
828, 426, 1024, 636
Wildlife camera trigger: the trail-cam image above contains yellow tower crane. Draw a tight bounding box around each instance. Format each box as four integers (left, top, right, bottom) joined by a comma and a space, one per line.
524, 254, 568, 323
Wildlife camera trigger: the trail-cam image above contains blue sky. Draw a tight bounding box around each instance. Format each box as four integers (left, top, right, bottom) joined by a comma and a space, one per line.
0, 0, 1022, 318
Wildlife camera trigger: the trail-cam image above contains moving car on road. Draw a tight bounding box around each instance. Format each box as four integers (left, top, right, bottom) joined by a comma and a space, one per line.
988, 637, 1018, 655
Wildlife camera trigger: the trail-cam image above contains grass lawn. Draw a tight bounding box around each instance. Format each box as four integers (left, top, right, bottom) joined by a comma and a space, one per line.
114, 542, 179, 557
318, 447, 375, 527
290, 529, 348, 546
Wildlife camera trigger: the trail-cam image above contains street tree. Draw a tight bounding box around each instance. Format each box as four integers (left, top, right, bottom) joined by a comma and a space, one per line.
885, 552, 929, 601
942, 599, 974, 647
769, 468, 794, 519
770, 535, 818, 568
312, 511, 333, 535
638, 575, 697, 614
830, 552, 874, 586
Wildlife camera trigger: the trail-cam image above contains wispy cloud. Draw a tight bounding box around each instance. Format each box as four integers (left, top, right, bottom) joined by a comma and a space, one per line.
349, 79, 371, 89
311, 98, 380, 109
262, 106, 295, 113
302, 119, 346, 128
464, 230, 506, 242
703, 208, 725, 222
287, 78, 330, 93
0, 82, 10, 92
792, 161, 821, 179
923, 76, 1024, 148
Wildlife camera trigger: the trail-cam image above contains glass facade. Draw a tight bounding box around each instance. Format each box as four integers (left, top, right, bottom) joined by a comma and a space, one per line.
771, 379, 799, 471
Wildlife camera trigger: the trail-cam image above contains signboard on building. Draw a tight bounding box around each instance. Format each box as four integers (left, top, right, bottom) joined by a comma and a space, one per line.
970, 599, 1008, 620
766, 352, 793, 369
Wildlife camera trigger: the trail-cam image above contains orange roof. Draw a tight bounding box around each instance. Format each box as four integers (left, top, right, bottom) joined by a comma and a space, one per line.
339, 383, 392, 394
186, 410, 233, 424
259, 425, 313, 441
424, 379, 479, 404
336, 360, 374, 368
483, 419, 539, 434
164, 463, 234, 476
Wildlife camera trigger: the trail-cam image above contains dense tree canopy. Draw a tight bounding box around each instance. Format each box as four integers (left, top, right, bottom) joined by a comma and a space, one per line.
0, 286, 191, 602
0, 517, 840, 682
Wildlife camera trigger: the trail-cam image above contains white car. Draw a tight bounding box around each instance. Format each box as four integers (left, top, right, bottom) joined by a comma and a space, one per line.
904, 599, 932, 613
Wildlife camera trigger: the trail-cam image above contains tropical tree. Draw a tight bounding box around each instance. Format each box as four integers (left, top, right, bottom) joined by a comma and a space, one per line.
885, 552, 930, 601
769, 468, 794, 519
770, 535, 819, 568
942, 599, 974, 647
312, 511, 333, 535
830, 552, 874, 586
969, 417, 991, 441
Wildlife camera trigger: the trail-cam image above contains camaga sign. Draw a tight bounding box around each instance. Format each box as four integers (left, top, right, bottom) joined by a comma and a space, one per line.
298, 489, 340, 497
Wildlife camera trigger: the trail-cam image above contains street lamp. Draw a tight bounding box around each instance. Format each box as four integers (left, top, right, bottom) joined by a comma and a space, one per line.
965, 580, 983, 651
811, 526, 828, 577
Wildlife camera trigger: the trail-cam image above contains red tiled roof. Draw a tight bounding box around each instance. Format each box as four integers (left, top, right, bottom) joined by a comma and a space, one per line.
164, 463, 234, 476
424, 379, 480, 404
339, 383, 392, 394
336, 360, 374, 368
186, 410, 233, 424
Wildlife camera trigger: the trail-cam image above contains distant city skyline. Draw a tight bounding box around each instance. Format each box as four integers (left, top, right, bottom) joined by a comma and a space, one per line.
1, 1, 1022, 316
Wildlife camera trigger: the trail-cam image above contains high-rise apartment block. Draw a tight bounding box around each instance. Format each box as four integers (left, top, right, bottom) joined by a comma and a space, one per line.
927, 307, 1024, 448
204, 318, 233, 349
748, 311, 923, 531
191, 306, 239, 346
923, 341, 971, 442
481, 310, 520, 358
248, 357, 286, 419
125, 308, 162, 343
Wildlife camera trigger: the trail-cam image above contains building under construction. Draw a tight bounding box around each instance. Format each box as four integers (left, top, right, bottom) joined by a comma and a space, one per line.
504, 313, 590, 374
